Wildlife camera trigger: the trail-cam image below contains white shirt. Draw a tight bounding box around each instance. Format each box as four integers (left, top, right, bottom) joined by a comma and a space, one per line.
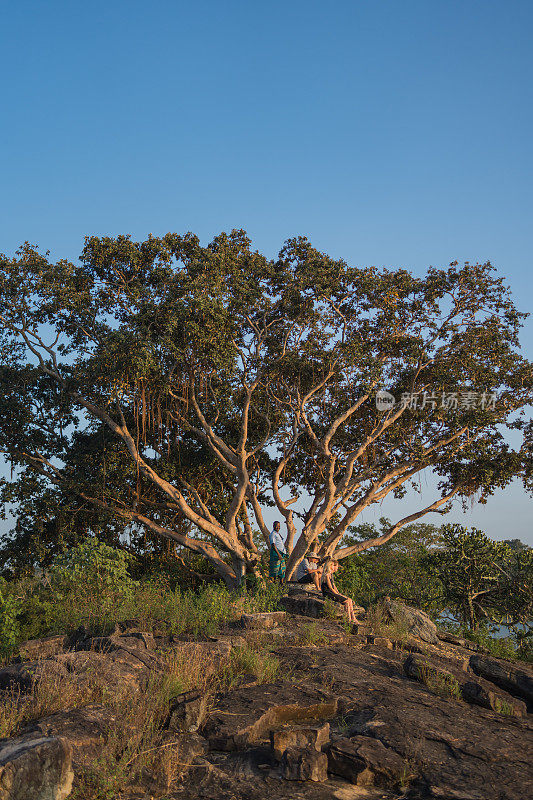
269, 529, 286, 554
296, 558, 310, 581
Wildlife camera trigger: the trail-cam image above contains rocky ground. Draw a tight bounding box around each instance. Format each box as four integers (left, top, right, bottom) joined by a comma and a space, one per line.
0, 587, 532, 800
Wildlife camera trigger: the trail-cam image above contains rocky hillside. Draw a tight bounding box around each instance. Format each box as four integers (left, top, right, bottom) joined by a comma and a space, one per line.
0, 587, 531, 800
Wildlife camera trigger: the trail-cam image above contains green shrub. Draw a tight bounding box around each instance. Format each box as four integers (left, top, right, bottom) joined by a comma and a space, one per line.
50, 537, 137, 609
1, 546, 289, 647
240, 580, 283, 613
297, 622, 330, 646
4, 538, 139, 641
442, 621, 522, 661
0, 582, 21, 657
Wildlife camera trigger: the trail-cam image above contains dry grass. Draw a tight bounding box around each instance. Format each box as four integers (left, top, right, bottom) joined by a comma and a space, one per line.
166, 645, 217, 696
70, 646, 217, 799
0, 663, 105, 739
365, 601, 411, 645
0, 687, 25, 739
294, 621, 331, 647
0, 644, 215, 798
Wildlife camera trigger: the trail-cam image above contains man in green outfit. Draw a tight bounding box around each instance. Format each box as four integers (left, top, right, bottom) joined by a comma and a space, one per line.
269, 521, 286, 582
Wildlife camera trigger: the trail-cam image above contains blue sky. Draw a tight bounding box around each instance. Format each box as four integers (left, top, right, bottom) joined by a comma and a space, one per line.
1, 0, 532, 544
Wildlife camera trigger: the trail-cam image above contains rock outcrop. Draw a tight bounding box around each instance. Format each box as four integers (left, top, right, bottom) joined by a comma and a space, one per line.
0, 608, 532, 799
469, 654, 533, 710
0, 735, 73, 800
384, 598, 439, 644
327, 735, 410, 788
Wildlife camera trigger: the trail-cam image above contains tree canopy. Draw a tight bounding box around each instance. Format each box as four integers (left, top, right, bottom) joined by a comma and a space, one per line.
1, 231, 532, 586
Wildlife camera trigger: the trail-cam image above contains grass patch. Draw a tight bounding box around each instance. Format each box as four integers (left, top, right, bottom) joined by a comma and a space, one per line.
418, 663, 462, 700
323, 598, 345, 621
493, 698, 516, 717
240, 581, 284, 613
221, 644, 281, 688
296, 622, 331, 646
365, 600, 411, 646
4, 578, 289, 657
1, 536, 287, 658
0, 688, 25, 739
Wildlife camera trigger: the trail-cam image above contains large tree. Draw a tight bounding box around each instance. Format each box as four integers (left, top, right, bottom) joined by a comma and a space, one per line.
0, 231, 531, 586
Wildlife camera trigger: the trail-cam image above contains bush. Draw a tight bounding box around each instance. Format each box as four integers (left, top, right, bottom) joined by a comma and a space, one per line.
50, 537, 136, 609
0, 581, 21, 658
1, 538, 288, 650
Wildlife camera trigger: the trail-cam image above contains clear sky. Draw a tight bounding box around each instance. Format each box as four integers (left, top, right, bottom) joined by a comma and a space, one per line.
1, 1, 532, 544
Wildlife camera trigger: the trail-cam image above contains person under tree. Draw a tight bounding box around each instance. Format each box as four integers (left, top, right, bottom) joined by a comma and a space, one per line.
269, 521, 286, 582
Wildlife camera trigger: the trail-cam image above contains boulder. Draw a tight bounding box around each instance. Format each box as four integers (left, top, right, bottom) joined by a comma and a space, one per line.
280, 593, 326, 618
270, 722, 330, 759
79, 634, 164, 671
0, 735, 73, 800
172, 732, 208, 764
351, 623, 372, 637
365, 635, 393, 649
17, 636, 67, 661
201, 682, 338, 752
403, 653, 459, 692
384, 599, 439, 644
280, 746, 328, 781
168, 691, 209, 733
437, 631, 479, 651
327, 736, 410, 788
171, 639, 232, 674
287, 584, 321, 597
461, 681, 527, 718
57, 649, 150, 693
404, 654, 526, 717
469, 655, 533, 708
147, 732, 209, 790
240, 611, 286, 629
20, 705, 116, 767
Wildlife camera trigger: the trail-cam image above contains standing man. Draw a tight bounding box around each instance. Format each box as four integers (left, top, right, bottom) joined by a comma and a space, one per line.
269, 521, 286, 582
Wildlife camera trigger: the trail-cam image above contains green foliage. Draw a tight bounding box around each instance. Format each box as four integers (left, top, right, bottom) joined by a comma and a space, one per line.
297, 622, 331, 646
154, 583, 236, 637
441, 620, 526, 661
338, 520, 531, 654
50, 536, 136, 603
1, 233, 532, 587
337, 520, 443, 611
0, 580, 21, 657
464, 628, 519, 661
240, 579, 284, 613
223, 644, 281, 687
32, 537, 139, 634
426, 524, 527, 631
0, 535, 289, 650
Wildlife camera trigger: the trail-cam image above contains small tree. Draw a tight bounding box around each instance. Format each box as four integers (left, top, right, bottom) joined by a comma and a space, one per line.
427, 524, 516, 630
